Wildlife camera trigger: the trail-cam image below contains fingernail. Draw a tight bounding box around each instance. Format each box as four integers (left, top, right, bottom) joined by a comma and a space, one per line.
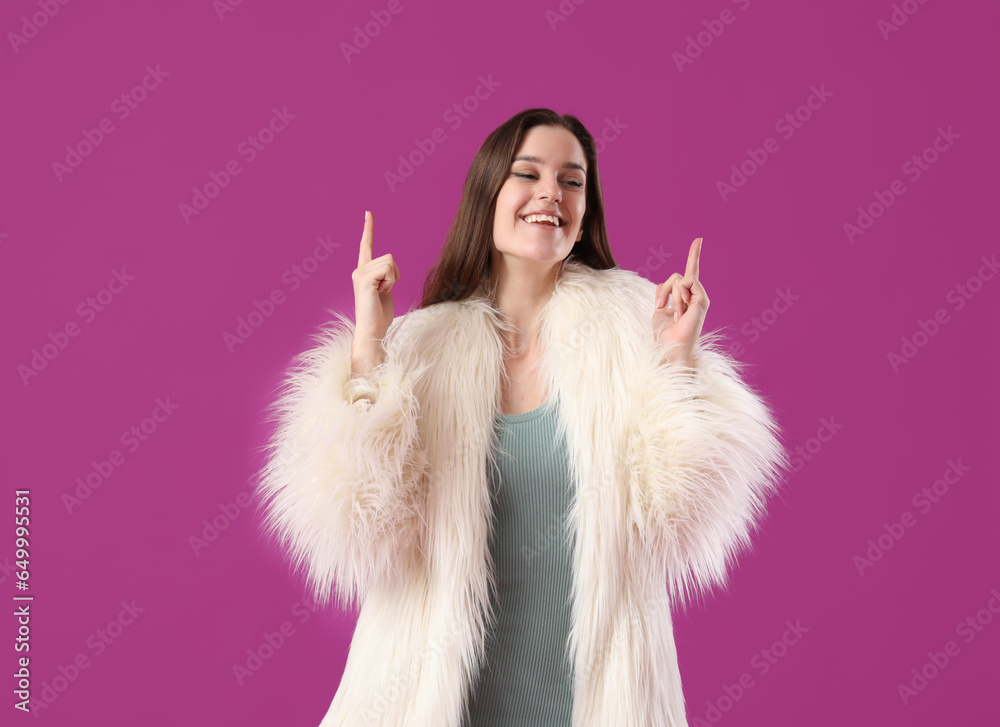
365, 210, 369, 221
674, 311, 679, 322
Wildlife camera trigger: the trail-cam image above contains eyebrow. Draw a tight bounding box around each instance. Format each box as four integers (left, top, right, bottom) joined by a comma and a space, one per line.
512, 155, 587, 174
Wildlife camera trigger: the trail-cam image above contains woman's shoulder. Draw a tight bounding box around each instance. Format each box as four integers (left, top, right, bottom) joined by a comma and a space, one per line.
382, 262, 660, 355
389, 297, 475, 336
560, 259, 655, 300
556, 260, 657, 329
382, 296, 493, 362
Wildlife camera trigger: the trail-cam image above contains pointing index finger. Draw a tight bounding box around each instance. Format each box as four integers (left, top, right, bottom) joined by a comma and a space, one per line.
685, 237, 702, 279
358, 210, 373, 268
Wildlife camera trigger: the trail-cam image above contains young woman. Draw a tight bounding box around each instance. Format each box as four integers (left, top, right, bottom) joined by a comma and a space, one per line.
255, 108, 788, 727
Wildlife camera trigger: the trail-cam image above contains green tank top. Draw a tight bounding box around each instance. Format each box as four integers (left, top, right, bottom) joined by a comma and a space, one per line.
465, 395, 575, 726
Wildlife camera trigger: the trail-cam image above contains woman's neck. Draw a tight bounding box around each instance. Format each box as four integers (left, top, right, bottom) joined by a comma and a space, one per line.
489, 258, 563, 357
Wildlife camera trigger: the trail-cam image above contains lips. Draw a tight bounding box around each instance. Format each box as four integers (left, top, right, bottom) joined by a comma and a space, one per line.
520, 213, 564, 228
522, 219, 559, 232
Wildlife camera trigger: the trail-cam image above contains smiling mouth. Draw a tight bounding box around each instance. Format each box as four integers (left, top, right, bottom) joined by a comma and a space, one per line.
521, 215, 563, 228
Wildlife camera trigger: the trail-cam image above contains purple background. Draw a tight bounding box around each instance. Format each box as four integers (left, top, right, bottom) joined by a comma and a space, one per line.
2, 0, 998, 724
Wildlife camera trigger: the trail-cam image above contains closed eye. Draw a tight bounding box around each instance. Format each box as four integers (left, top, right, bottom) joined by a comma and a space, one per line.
513, 172, 584, 188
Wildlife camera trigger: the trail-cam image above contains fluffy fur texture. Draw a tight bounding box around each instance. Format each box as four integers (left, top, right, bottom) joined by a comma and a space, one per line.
255, 309, 433, 611
253, 259, 789, 727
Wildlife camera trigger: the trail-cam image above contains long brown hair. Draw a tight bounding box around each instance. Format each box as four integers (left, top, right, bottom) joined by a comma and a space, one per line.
419, 108, 617, 309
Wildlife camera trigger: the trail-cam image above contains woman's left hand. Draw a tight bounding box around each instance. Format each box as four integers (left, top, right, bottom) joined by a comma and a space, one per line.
652, 237, 709, 367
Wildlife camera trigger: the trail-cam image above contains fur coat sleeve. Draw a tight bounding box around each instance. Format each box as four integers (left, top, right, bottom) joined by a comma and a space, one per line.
626, 326, 789, 611
253, 310, 431, 612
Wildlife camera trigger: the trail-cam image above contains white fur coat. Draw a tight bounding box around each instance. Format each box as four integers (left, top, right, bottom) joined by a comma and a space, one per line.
254, 258, 788, 726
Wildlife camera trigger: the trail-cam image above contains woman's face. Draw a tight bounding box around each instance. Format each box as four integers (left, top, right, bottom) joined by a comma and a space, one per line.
491, 125, 587, 267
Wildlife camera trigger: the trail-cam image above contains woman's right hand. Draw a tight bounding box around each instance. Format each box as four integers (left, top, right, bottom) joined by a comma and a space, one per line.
351, 210, 400, 374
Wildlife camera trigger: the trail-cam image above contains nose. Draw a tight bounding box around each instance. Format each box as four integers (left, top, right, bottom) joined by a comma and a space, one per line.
539, 174, 561, 203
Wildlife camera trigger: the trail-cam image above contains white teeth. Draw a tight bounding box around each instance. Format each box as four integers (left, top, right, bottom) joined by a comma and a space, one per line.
523, 214, 561, 227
